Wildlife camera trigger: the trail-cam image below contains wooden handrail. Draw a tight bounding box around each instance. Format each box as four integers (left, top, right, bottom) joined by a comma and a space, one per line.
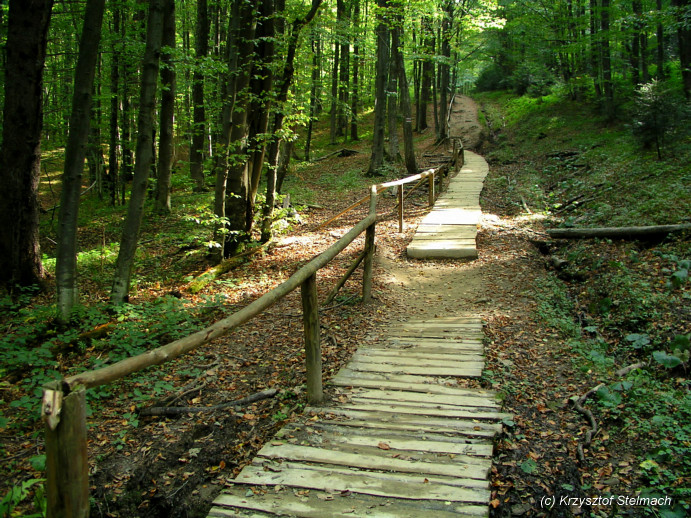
42, 167, 445, 517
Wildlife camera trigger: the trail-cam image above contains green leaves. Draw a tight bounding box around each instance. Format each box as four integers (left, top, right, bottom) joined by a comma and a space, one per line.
520, 459, 537, 474
653, 351, 682, 369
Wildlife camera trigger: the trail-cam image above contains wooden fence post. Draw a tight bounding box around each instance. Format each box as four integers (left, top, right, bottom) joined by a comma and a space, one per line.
397, 184, 403, 233
362, 187, 377, 302
301, 274, 323, 404
428, 172, 435, 207
43, 383, 89, 518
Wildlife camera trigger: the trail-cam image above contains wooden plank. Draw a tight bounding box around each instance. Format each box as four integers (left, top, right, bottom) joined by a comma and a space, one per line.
252, 459, 490, 488
305, 431, 495, 458
330, 369, 489, 390
283, 420, 498, 442
385, 338, 484, 348
352, 349, 486, 364
345, 361, 483, 377
254, 443, 489, 479
346, 397, 497, 417
306, 407, 503, 435
346, 388, 500, 408
390, 325, 484, 333
329, 375, 492, 398
391, 322, 484, 330
335, 401, 510, 421
233, 464, 491, 502
210, 488, 489, 518
351, 352, 485, 369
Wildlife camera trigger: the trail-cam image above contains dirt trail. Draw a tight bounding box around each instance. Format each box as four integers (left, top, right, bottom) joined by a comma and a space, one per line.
375, 95, 493, 324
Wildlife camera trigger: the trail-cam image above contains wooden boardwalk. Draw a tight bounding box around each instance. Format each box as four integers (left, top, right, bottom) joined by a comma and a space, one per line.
208, 316, 506, 517
406, 150, 488, 260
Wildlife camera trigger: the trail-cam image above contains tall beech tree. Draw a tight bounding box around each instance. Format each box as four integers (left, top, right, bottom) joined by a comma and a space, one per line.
155, 0, 176, 214
56, 0, 106, 321
0, 0, 54, 291
111, 0, 164, 304
190, 0, 209, 191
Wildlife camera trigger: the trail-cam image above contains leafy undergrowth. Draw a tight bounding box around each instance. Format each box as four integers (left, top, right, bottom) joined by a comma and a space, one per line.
480, 92, 690, 517
0, 110, 447, 516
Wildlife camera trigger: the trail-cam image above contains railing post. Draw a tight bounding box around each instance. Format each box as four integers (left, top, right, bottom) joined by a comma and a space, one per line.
363, 187, 377, 302
428, 172, 435, 207
397, 184, 403, 233
43, 382, 89, 518
301, 274, 323, 404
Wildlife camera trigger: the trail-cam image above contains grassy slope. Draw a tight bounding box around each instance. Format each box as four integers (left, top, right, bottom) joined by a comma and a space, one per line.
478, 91, 690, 517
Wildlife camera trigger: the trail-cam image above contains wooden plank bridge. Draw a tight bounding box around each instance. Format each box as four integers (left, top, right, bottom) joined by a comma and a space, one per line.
406, 150, 488, 260
207, 150, 504, 518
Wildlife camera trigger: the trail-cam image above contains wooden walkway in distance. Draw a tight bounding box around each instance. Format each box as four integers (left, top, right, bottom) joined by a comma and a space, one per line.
208, 315, 507, 517
406, 150, 488, 260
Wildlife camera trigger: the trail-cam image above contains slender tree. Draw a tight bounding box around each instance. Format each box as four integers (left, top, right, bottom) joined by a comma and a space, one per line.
190, 0, 209, 191
367, 0, 390, 176
56, 0, 106, 320
111, 0, 164, 304
155, 0, 176, 213
0, 0, 54, 291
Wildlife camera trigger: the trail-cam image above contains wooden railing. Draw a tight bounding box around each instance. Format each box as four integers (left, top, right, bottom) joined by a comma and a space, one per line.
40, 165, 447, 517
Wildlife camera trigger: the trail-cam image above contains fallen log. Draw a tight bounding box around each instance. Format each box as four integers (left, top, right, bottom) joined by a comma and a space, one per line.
313, 148, 359, 162
139, 388, 278, 417
547, 224, 691, 240
187, 241, 273, 294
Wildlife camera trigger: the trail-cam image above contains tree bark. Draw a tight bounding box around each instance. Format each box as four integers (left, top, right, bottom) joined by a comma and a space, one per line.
155, 0, 176, 214
111, 0, 164, 304
56, 0, 106, 321
190, 0, 209, 191
393, 22, 417, 176
0, 0, 53, 291
261, 0, 324, 243
367, 0, 389, 176
546, 224, 691, 240
673, 0, 691, 98
350, 0, 360, 141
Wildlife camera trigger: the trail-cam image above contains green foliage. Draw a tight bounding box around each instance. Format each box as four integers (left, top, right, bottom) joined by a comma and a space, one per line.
630, 80, 690, 159
0, 478, 45, 518
0, 296, 218, 428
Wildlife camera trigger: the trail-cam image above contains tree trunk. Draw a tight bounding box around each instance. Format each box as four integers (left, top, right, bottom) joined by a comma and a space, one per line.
656, 0, 665, 80
350, 0, 360, 141
366, 0, 389, 176
155, 0, 176, 214
329, 34, 340, 144
261, 0, 324, 243
190, 0, 209, 191
224, 0, 257, 256
394, 23, 417, 176
601, 0, 614, 118
108, 7, 121, 206
56, 0, 106, 321
418, 17, 434, 132
336, 0, 350, 139
546, 224, 691, 240
111, 0, 164, 304
589, 0, 602, 98
305, 28, 320, 161
673, 0, 691, 98
0, 0, 53, 291
387, 26, 400, 161
437, 0, 453, 142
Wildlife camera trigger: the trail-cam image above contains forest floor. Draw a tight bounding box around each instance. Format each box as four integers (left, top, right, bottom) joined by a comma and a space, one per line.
2, 95, 689, 517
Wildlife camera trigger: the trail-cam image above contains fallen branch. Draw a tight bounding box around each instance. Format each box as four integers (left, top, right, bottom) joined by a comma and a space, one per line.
313, 148, 359, 162
615, 361, 647, 377
570, 383, 604, 463
187, 241, 274, 294
547, 224, 691, 241
139, 388, 278, 417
